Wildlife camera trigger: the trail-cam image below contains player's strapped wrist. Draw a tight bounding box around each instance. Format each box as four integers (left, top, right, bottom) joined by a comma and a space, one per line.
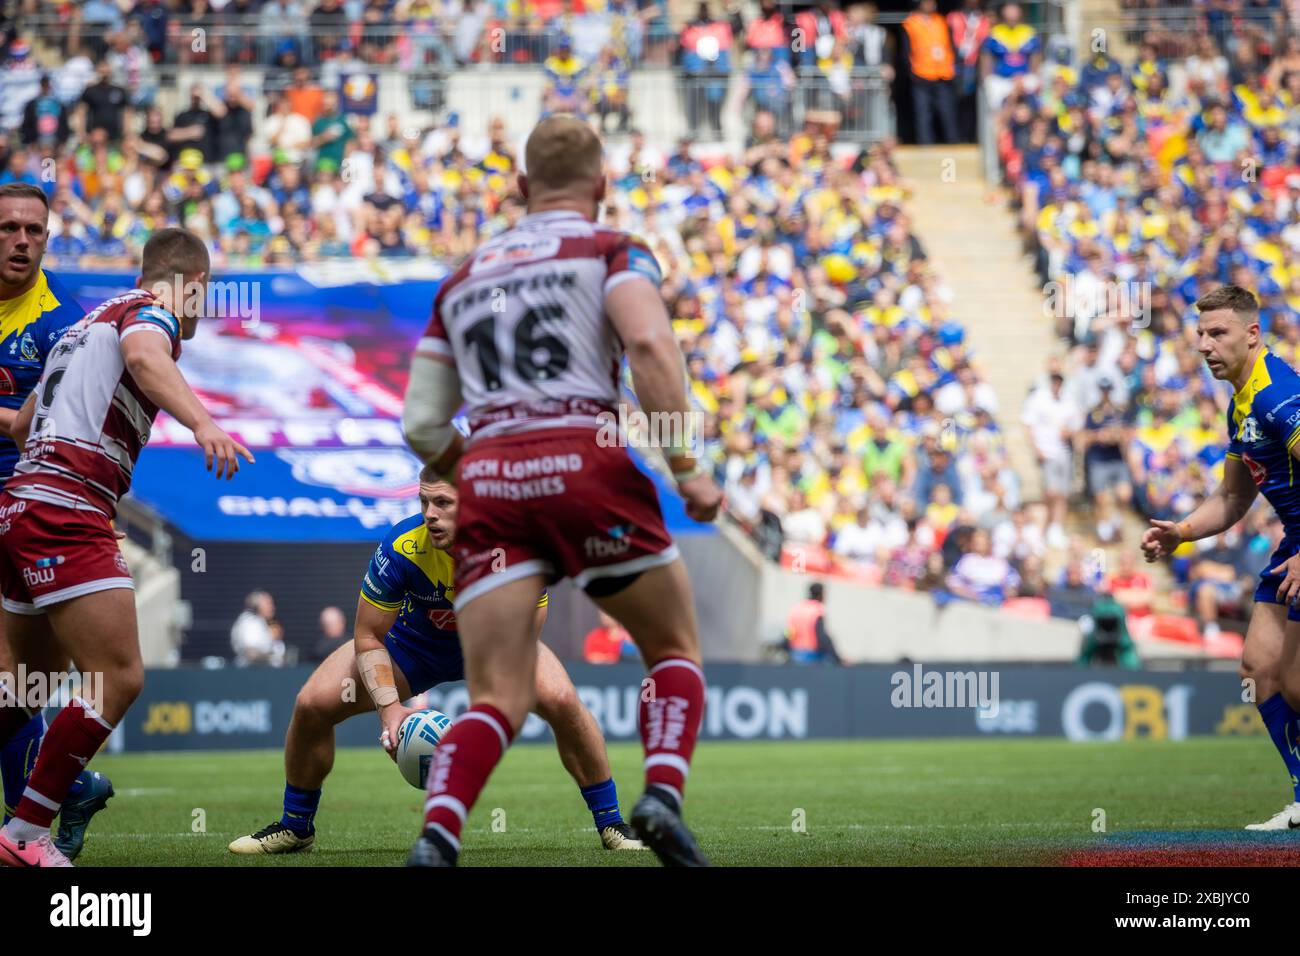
357, 648, 400, 708
1175, 520, 1194, 543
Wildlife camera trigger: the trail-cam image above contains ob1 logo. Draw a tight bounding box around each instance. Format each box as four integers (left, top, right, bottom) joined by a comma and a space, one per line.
1061, 682, 1192, 741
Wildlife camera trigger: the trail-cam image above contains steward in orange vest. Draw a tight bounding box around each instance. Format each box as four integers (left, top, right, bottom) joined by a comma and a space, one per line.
784, 583, 842, 664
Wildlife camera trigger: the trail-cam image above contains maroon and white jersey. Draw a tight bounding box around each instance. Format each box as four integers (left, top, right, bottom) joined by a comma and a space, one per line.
7, 289, 182, 517
416, 209, 663, 442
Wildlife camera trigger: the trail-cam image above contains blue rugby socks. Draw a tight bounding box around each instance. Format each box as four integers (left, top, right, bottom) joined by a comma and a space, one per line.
580, 778, 625, 831
281, 783, 322, 835
1, 714, 42, 824
1258, 693, 1300, 802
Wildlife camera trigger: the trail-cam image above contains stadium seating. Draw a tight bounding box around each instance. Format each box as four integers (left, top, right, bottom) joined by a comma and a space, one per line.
10, 0, 1293, 661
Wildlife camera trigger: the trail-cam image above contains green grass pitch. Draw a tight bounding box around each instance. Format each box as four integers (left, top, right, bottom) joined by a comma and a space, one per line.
75, 737, 1286, 866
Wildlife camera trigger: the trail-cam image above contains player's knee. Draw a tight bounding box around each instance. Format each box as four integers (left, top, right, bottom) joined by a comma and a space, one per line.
1239, 657, 1267, 694
535, 681, 578, 723
1238, 653, 1253, 683
293, 686, 342, 726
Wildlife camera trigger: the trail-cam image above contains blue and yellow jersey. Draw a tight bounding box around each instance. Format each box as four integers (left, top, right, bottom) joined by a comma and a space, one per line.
983, 23, 1040, 78
544, 53, 585, 84
0, 269, 83, 482
359, 514, 547, 646
1226, 350, 1300, 536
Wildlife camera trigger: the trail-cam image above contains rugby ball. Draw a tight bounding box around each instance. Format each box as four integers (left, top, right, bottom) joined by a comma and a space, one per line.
395, 708, 453, 790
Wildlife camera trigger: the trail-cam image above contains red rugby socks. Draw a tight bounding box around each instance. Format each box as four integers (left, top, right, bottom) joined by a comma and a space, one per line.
422, 703, 515, 852
640, 657, 706, 809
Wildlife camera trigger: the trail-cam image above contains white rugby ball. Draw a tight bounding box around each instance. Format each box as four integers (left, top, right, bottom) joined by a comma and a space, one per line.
395, 708, 453, 789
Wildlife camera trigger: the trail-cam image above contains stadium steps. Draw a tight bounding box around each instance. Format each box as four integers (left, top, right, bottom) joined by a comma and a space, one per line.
893, 144, 1045, 500
896, 144, 1180, 605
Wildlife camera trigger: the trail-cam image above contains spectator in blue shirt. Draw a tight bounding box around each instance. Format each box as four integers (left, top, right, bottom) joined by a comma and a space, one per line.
0, 150, 39, 188
1198, 104, 1250, 164
747, 47, 792, 123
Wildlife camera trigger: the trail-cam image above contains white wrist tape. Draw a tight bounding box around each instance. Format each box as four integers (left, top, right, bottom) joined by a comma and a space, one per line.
357, 648, 400, 708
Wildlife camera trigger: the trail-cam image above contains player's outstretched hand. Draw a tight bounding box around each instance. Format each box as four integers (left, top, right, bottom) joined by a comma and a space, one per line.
1265, 553, 1300, 606
378, 703, 424, 763
194, 421, 255, 480
678, 473, 722, 523
1140, 519, 1182, 563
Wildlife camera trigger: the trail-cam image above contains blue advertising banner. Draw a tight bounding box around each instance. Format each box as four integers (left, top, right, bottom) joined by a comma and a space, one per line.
52, 270, 713, 542
119, 664, 1263, 752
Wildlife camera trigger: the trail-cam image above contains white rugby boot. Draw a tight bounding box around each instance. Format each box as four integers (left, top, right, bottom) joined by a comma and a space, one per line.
1245, 801, 1300, 831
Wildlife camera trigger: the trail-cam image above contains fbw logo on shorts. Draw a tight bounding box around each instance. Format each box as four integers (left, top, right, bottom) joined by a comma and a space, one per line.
22, 555, 63, 587
584, 525, 634, 559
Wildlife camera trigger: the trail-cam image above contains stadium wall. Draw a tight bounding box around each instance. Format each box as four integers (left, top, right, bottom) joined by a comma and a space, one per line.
741, 528, 1084, 661
167, 530, 761, 664
542, 520, 1089, 666
159, 506, 1087, 665
116, 664, 1261, 751
541, 524, 765, 663
150, 67, 717, 148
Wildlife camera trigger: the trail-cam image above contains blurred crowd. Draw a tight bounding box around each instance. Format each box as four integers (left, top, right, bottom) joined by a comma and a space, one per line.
654, 110, 1138, 626
996, 8, 1300, 634
0, 0, 887, 266
29, 0, 672, 70
10, 1, 1300, 636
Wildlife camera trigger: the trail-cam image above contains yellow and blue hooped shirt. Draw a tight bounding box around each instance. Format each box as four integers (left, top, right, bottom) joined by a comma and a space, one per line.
0, 269, 83, 482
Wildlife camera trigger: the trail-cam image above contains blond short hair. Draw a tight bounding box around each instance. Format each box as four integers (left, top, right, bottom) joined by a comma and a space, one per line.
524, 115, 603, 194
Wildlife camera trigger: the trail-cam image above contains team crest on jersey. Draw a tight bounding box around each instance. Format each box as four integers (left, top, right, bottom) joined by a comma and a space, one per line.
1238, 416, 1261, 443
470, 235, 561, 274
427, 609, 457, 630
423, 582, 457, 629
1243, 453, 1268, 486
276, 448, 421, 499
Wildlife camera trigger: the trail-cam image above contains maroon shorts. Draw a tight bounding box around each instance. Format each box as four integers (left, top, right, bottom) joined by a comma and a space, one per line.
451, 428, 678, 609
0, 494, 133, 614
